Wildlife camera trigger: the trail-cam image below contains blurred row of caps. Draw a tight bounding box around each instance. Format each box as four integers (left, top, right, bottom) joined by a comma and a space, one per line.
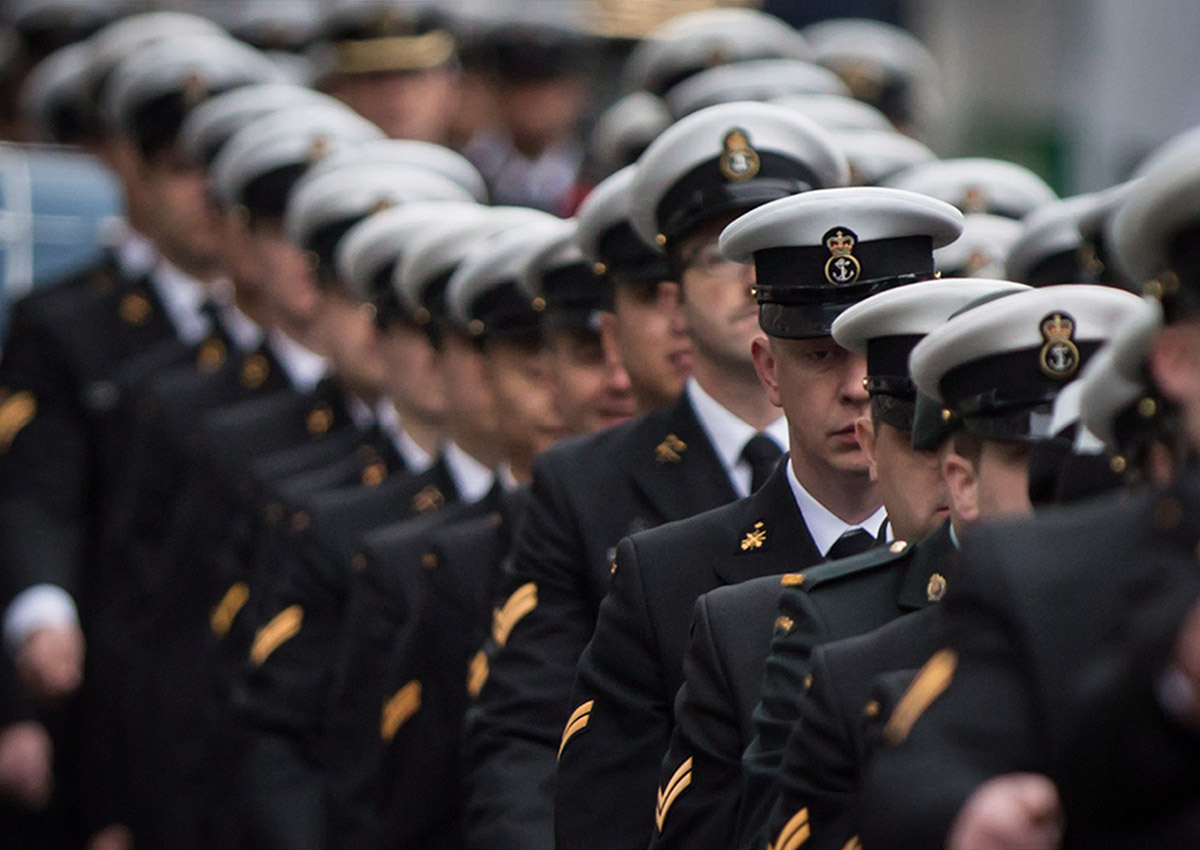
14, 0, 943, 160
11, 0, 1172, 329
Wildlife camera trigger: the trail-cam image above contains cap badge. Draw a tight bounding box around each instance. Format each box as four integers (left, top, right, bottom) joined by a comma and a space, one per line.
307, 135, 332, 165
1038, 312, 1080, 380
961, 186, 989, 214
824, 228, 862, 285
182, 71, 209, 107
719, 129, 760, 182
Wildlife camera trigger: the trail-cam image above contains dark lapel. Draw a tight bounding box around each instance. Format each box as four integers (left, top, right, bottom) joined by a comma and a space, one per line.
712, 457, 821, 586
896, 519, 959, 611
626, 391, 739, 524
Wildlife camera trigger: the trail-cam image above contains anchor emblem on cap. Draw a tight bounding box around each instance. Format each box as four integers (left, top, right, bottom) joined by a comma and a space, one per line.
824, 228, 862, 284
1038, 312, 1080, 380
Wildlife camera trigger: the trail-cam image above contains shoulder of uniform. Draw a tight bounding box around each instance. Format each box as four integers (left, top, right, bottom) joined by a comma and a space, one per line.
781, 540, 914, 592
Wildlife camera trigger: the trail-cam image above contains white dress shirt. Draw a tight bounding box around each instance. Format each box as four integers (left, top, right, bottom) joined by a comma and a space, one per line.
267, 330, 329, 393
375, 400, 434, 474
149, 260, 213, 345
686, 377, 789, 499
443, 441, 497, 504
787, 462, 890, 557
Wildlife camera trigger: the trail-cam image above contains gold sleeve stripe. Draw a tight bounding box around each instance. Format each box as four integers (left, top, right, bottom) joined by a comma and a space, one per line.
842, 837, 863, 850
768, 808, 811, 850
557, 700, 594, 759
467, 650, 489, 698
492, 582, 538, 647
0, 391, 36, 453
654, 757, 694, 832
210, 582, 250, 638
249, 605, 303, 666
883, 648, 958, 746
380, 680, 423, 742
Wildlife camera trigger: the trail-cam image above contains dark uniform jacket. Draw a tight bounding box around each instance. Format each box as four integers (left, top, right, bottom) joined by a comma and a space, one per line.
322, 486, 513, 850
463, 392, 736, 850
859, 481, 1200, 850
367, 486, 529, 850
555, 460, 820, 850
765, 605, 944, 850
647, 528, 950, 850
233, 460, 459, 850
0, 263, 176, 607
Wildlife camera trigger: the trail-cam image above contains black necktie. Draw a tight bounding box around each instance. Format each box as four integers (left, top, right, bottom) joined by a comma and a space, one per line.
827, 528, 875, 561
741, 433, 783, 493
200, 299, 232, 346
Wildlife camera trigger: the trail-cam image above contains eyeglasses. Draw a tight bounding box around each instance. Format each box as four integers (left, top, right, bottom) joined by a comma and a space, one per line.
678, 240, 747, 279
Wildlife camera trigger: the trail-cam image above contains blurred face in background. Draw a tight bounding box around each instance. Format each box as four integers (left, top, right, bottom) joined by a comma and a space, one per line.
323, 66, 458, 142
482, 333, 564, 479
601, 277, 691, 412
133, 142, 224, 279
379, 317, 449, 424
318, 286, 388, 401
547, 323, 635, 436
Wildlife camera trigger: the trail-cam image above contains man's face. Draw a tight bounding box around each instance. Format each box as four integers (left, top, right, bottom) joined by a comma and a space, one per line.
603, 280, 691, 412
755, 336, 871, 478
248, 219, 323, 337
439, 329, 498, 439
379, 320, 448, 423
942, 437, 1035, 528
137, 144, 223, 276
324, 67, 458, 142
496, 76, 590, 155
549, 327, 636, 436
975, 440, 1035, 519
219, 209, 269, 304
676, 218, 759, 374
483, 337, 565, 464
319, 289, 388, 398
857, 416, 949, 541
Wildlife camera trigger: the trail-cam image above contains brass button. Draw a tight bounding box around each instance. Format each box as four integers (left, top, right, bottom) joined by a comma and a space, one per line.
780, 573, 805, 588
421, 552, 437, 569
889, 540, 908, 554
863, 700, 881, 718
1110, 455, 1127, 475
291, 511, 311, 532
774, 615, 794, 634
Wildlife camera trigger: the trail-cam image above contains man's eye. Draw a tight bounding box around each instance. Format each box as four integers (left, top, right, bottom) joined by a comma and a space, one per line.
807, 349, 833, 361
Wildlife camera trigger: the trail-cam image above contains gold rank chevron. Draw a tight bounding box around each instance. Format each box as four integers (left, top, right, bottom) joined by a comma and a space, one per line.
0, 391, 36, 453
558, 700, 594, 759
380, 680, 422, 742
842, 836, 863, 850
250, 605, 303, 666
655, 757, 693, 832
210, 582, 249, 638
492, 582, 538, 648
768, 807, 811, 850
884, 648, 958, 745
467, 650, 489, 698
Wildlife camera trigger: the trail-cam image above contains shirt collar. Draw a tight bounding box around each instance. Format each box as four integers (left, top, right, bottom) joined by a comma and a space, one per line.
205, 277, 263, 352
267, 330, 329, 393
443, 441, 496, 504
787, 460, 889, 557
686, 376, 788, 476
375, 400, 434, 473
115, 228, 157, 279
149, 259, 211, 345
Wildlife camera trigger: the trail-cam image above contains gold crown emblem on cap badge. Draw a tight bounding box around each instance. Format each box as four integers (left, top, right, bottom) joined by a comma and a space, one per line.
719, 129, 760, 182
1039, 312, 1080, 379
824, 227, 862, 284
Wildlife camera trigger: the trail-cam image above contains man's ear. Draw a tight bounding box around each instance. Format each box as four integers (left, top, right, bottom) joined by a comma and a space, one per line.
751, 335, 782, 408
942, 449, 980, 526
855, 415, 879, 482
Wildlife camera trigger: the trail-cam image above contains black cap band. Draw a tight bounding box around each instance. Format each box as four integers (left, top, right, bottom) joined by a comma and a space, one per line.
597, 221, 669, 284
470, 280, 543, 338
865, 335, 924, 397
941, 340, 1104, 439
239, 162, 308, 220
656, 152, 823, 244
541, 261, 608, 314
754, 235, 936, 339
